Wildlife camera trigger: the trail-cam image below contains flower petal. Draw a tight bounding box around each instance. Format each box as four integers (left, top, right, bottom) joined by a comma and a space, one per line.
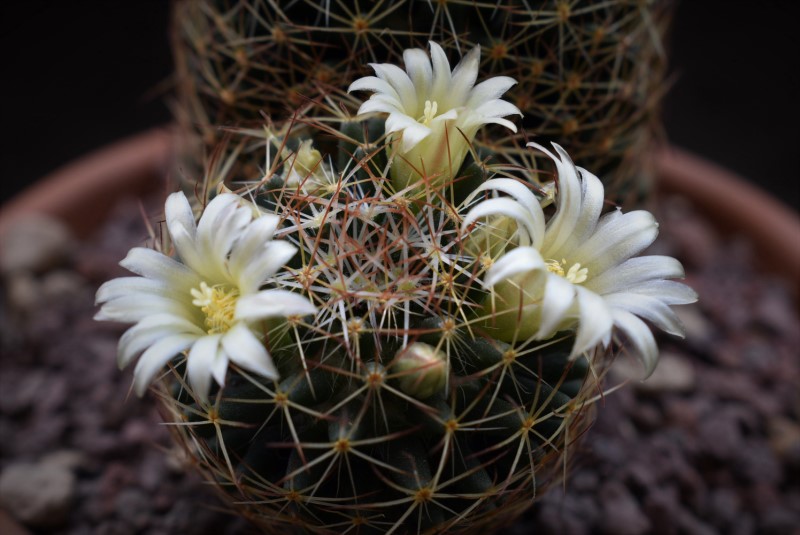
537, 272, 576, 339
371, 63, 418, 114
461, 198, 539, 248
603, 293, 685, 337
467, 76, 518, 109
358, 97, 403, 116
611, 309, 659, 378
571, 167, 605, 241
187, 334, 222, 403
385, 111, 427, 134
237, 240, 298, 294
95, 293, 193, 323
571, 210, 659, 276
484, 246, 545, 288
446, 45, 480, 108
429, 41, 453, 101
463, 178, 545, 247
571, 286, 613, 357
96, 276, 184, 305
349, 75, 401, 101
117, 314, 202, 369
222, 323, 278, 380
536, 143, 584, 256
196, 194, 251, 274
229, 214, 281, 286
165, 191, 197, 241
119, 248, 198, 290
211, 352, 230, 388
403, 47, 432, 101
236, 289, 316, 321
132, 334, 197, 397
398, 122, 433, 153
477, 116, 518, 132
625, 280, 698, 305
167, 221, 205, 279
585, 255, 686, 295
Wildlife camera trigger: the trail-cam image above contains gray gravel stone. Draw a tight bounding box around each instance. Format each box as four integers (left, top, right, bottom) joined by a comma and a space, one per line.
612, 351, 696, 393
599, 481, 651, 535
0, 215, 74, 274
0, 459, 76, 528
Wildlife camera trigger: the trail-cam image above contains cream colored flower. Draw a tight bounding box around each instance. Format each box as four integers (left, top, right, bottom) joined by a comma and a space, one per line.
95, 192, 316, 401
349, 41, 521, 192
462, 143, 697, 376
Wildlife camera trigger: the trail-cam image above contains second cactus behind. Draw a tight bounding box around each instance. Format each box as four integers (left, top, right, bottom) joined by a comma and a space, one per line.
172, 0, 672, 205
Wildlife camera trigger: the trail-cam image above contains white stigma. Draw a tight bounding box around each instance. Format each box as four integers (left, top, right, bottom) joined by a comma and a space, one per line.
421, 100, 438, 126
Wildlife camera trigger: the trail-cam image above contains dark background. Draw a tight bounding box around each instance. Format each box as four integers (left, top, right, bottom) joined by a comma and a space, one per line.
1, 1, 798, 211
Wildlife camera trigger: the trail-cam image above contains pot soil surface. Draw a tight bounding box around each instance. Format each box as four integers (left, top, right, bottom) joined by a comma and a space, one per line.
1, 194, 798, 535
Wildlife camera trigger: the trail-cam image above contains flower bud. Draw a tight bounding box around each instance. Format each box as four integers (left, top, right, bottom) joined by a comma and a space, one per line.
286, 140, 334, 195
462, 215, 517, 262
392, 342, 448, 399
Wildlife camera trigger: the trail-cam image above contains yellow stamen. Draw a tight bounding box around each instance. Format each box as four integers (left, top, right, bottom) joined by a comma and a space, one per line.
546, 259, 588, 284
190, 281, 240, 334
545, 259, 565, 278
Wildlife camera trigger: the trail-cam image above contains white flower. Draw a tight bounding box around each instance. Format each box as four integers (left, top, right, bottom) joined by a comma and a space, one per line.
461, 143, 697, 376
349, 41, 521, 192
95, 192, 316, 401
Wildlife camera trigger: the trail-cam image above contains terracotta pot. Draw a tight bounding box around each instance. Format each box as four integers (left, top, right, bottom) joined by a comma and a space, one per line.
0, 127, 174, 238
654, 146, 800, 300
2, 130, 797, 295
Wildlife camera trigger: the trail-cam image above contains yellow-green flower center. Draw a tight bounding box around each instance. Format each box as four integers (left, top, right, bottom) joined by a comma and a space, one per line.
420, 100, 439, 126
191, 282, 240, 334
546, 259, 588, 284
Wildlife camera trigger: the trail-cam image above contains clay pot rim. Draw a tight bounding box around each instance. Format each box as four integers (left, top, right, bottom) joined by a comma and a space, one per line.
2, 127, 798, 295
654, 146, 800, 297
0, 127, 174, 238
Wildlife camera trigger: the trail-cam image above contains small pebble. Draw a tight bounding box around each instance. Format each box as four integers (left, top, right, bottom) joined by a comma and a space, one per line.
0, 215, 74, 274
0, 459, 76, 528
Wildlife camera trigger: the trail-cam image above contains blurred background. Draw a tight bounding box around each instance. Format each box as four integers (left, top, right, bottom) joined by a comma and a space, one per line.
2, 0, 798, 211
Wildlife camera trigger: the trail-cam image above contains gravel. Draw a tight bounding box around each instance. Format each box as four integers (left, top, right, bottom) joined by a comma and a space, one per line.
1, 194, 798, 534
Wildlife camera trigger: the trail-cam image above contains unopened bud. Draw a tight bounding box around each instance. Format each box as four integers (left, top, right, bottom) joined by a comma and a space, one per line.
286, 140, 334, 194
462, 215, 517, 261
392, 342, 448, 399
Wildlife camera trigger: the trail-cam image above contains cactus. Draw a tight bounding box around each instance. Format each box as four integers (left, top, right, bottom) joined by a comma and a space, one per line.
152, 117, 606, 534
93, 3, 694, 533
171, 0, 672, 206
93, 68, 694, 528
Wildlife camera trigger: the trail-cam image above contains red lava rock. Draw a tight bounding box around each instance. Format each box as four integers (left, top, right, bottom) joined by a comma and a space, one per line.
624, 460, 657, 491
114, 488, 153, 530
697, 412, 743, 461
745, 481, 782, 517
675, 508, 716, 535
705, 486, 741, 528
758, 506, 800, 535
598, 481, 651, 535
570, 470, 599, 492
630, 402, 661, 431
643, 486, 680, 535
